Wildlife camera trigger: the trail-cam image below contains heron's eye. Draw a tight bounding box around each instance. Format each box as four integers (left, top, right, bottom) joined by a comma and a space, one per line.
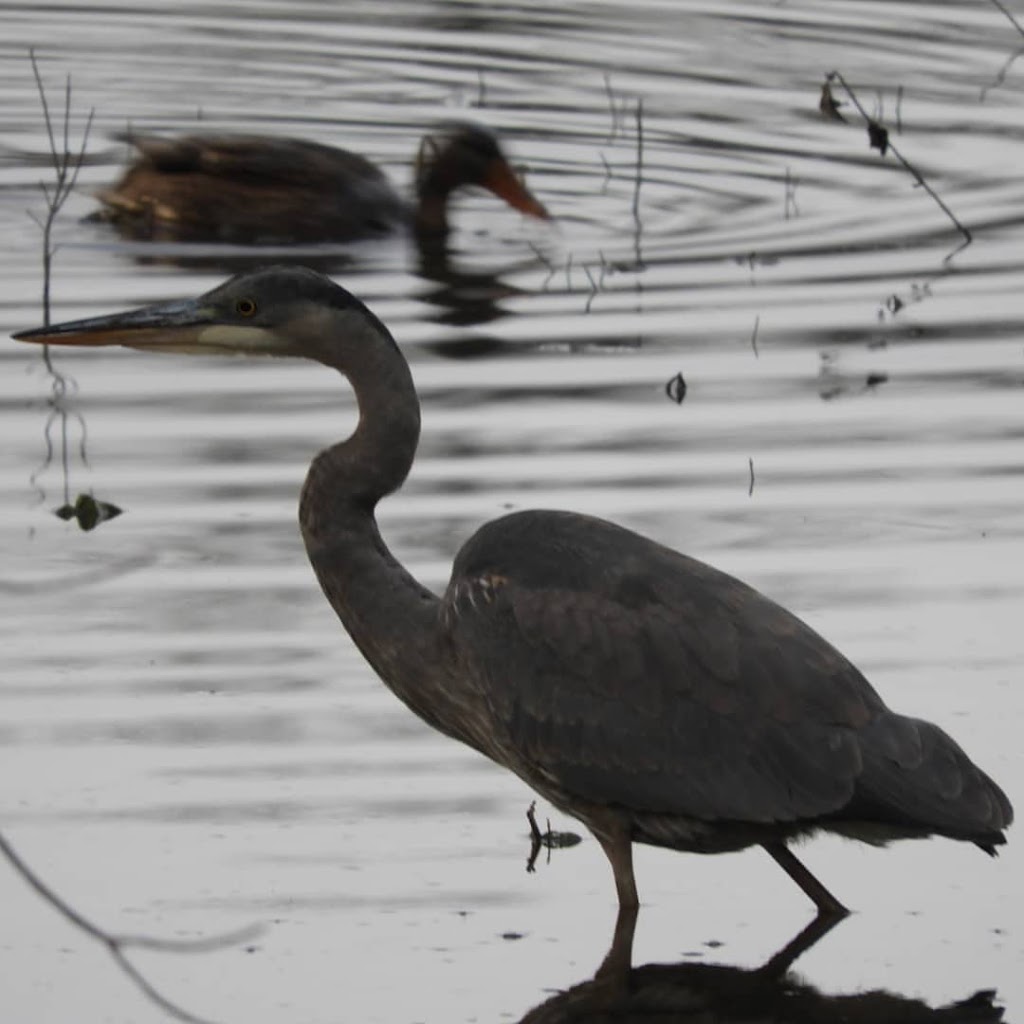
236, 298, 257, 317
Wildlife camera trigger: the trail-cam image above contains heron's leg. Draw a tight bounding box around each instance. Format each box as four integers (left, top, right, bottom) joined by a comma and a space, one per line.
595, 827, 639, 908
761, 841, 849, 917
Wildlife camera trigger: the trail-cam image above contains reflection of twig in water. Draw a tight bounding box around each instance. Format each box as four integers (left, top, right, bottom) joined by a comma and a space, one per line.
980, 44, 1024, 100
750, 315, 760, 358
748, 457, 755, 497
528, 241, 556, 291
0, 829, 261, 1024
783, 167, 798, 220
604, 72, 623, 142
26, 50, 94, 507
29, 398, 90, 510
525, 801, 582, 874
825, 71, 971, 262
631, 97, 646, 272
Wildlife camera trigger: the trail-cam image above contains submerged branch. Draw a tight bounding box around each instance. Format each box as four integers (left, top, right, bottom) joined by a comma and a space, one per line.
0, 829, 261, 1024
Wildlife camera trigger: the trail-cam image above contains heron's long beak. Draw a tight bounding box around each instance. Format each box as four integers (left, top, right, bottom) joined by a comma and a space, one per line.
13, 296, 276, 355
483, 160, 550, 221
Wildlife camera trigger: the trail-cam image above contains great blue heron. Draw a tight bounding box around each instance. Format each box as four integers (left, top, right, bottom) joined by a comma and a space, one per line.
14, 266, 1012, 916
91, 123, 549, 245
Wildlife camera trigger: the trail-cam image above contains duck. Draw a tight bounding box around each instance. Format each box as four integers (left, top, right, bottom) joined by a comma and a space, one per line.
91, 122, 549, 245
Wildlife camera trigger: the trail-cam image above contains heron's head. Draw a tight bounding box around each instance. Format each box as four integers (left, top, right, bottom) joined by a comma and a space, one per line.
415, 122, 549, 221
13, 266, 389, 365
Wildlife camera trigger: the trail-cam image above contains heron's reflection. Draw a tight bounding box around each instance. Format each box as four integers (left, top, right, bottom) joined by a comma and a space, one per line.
518, 908, 1003, 1024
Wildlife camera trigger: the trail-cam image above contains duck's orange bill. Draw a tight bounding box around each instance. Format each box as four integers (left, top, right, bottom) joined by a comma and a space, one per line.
483, 160, 549, 220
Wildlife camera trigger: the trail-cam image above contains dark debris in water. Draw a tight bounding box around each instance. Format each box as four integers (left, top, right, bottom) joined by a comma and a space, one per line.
54, 493, 123, 532
867, 119, 890, 156
818, 352, 890, 401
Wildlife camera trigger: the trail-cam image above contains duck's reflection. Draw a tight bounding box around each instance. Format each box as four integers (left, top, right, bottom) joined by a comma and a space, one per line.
97, 235, 545, 332
518, 908, 1003, 1024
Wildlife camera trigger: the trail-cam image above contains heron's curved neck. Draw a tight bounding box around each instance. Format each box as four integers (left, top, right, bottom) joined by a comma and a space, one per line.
302, 330, 420, 518
298, 319, 456, 734
413, 165, 456, 238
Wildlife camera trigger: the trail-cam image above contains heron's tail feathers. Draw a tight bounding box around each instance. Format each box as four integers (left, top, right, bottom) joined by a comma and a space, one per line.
850, 712, 1012, 847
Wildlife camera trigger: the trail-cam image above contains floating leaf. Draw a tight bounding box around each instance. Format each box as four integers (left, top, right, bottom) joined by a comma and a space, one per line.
818, 82, 845, 121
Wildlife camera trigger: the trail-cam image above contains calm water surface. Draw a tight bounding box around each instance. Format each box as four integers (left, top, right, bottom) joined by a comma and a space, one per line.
1, 2, 1023, 1022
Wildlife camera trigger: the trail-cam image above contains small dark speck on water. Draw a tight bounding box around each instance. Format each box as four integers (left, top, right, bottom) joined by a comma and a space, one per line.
501, 931, 525, 941
665, 371, 687, 404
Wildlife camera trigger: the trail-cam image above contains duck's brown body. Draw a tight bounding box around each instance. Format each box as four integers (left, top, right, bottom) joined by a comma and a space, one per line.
93, 124, 547, 245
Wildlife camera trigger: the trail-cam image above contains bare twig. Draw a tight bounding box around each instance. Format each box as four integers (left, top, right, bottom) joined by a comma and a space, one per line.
26, 51, 95, 508
826, 71, 971, 261
0, 829, 261, 1024
583, 264, 599, 312
988, 0, 1024, 37
29, 50, 94, 328
748, 457, 755, 497
631, 98, 644, 230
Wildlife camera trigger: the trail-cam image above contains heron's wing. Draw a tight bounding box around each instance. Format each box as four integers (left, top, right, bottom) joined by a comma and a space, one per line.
442, 510, 879, 824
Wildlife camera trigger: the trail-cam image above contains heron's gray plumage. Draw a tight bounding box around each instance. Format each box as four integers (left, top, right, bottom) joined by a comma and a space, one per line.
14, 266, 1011, 915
